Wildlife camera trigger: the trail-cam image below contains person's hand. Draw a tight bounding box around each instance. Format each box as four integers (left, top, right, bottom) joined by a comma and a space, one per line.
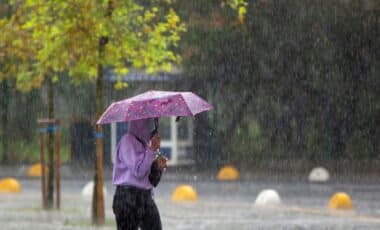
149, 134, 160, 152
157, 157, 168, 170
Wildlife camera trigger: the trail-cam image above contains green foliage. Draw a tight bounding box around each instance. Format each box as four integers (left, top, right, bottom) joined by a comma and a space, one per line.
1, 138, 70, 163
225, 0, 248, 23
0, 1, 187, 171
0, 4, 35, 90
9, 0, 185, 90
181, 0, 380, 163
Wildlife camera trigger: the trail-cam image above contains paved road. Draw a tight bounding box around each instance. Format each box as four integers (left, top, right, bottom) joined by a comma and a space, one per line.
1, 178, 380, 229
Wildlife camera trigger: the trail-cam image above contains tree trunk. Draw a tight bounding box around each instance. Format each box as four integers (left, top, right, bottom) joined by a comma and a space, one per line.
1, 79, 9, 163
294, 93, 307, 159
92, 2, 113, 224
47, 78, 55, 209
323, 94, 333, 161
193, 112, 211, 170
0, 2, 11, 164
207, 81, 221, 170
219, 92, 254, 163
92, 36, 107, 225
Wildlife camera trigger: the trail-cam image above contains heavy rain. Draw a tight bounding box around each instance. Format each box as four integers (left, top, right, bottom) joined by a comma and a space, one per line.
0, 0, 379, 229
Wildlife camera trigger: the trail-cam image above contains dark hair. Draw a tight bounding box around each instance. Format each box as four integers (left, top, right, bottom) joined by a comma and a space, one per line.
150, 118, 159, 139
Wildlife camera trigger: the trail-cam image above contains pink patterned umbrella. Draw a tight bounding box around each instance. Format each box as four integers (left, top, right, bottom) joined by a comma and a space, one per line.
97, 90, 213, 124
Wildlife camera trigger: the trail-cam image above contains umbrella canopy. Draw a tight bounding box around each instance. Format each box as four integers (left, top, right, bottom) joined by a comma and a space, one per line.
97, 90, 212, 124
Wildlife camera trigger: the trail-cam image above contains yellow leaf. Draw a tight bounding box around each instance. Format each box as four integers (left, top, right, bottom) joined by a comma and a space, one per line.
114, 81, 128, 90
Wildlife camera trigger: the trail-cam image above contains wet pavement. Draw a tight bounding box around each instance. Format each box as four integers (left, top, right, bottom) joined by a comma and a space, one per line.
1, 177, 380, 229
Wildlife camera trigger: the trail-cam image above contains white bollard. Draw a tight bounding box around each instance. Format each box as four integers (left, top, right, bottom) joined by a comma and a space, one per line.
308, 167, 330, 183
81, 181, 107, 202
255, 189, 282, 206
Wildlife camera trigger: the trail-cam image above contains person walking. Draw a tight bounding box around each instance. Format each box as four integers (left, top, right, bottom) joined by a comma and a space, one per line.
112, 118, 167, 230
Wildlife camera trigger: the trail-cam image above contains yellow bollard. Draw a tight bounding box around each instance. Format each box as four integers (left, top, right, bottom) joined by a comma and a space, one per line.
0, 178, 21, 193
328, 192, 353, 210
171, 185, 198, 202
27, 163, 48, 177
217, 165, 240, 181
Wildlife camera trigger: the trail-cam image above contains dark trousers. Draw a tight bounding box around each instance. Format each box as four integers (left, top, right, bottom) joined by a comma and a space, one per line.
112, 186, 162, 230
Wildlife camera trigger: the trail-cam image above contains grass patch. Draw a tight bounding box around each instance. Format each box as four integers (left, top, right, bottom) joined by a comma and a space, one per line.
2, 138, 70, 163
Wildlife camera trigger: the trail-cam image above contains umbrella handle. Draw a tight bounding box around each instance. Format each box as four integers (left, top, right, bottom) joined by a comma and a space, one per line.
156, 150, 167, 172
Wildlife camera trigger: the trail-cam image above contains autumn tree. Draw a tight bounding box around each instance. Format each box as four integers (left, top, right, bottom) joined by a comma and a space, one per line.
0, 0, 37, 163
11, 0, 185, 224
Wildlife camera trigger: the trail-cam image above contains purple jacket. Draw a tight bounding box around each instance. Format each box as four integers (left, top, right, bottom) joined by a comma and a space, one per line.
112, 119, 156, 190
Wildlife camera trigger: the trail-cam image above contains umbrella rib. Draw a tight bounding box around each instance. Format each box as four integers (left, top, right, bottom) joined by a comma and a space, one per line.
97, 102, 116, 124
180, 94, 197, 116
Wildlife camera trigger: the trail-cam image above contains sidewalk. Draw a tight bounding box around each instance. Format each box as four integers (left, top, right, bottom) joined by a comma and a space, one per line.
1, 178, 380, 229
